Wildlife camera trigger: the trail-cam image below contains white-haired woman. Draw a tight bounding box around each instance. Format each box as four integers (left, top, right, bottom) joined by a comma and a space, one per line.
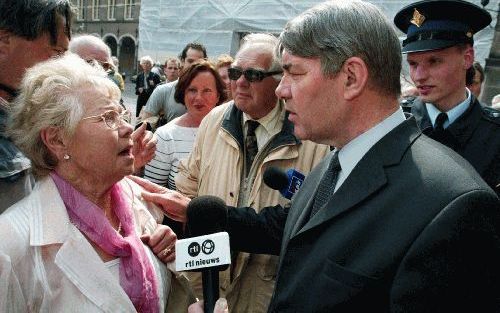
136, 55, 161, 117
0, 54, 192, 312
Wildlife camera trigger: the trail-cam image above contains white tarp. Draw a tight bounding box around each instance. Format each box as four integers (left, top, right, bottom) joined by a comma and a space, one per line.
139, 0, 498, 69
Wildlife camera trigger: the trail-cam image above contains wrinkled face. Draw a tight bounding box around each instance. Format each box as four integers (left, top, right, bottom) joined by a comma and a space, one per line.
1, 16, 69, 90
184, 71, 220, 122
407, 46, 473, 111
217, 65, 231, 99
276, 50, 343, 144
231, 48, 279, 119
468, 69, 482, 98
65, 85, 134, 184
165, 60, 179, 81
75, 44, 112, 71
182, 48, 205, 69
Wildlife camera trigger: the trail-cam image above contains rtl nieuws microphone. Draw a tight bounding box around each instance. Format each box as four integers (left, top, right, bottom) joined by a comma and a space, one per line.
175, 196, 230, 313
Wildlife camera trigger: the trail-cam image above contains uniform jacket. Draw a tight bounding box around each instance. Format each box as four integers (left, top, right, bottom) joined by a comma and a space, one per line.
227, 117, 500, 312
403, 96, 500, 195
0, 176, 172, 313
176, 101, 329, 312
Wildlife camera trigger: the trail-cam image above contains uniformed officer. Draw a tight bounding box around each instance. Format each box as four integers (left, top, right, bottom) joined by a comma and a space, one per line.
395, 0, 500, 195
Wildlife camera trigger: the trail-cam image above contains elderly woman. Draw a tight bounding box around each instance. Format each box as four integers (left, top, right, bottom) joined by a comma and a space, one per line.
0, 54, 189, 312
144, 60, 226, 190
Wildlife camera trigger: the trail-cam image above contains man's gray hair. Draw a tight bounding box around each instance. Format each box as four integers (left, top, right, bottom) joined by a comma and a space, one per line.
7, 54, 120, 177
69, 34, 112, 57
236, 33, 282, 81
278, 0, 401, 96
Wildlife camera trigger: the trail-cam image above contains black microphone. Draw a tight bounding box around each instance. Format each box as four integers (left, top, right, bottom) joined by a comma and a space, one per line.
186, 196, 229, 313
263, 167, 306, 199
263, 166, 289, 191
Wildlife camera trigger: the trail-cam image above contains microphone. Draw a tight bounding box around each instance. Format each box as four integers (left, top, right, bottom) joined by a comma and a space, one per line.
263, 167, 305, 199
178, 196, 230, 313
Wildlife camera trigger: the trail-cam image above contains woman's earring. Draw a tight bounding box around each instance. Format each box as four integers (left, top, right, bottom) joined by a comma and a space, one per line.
63, 154, 71, 160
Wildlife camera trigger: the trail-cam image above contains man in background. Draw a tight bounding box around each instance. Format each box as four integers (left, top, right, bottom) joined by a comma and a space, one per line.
174, 33, 328, 312
396, 0, 500, 195
164, 57, 180, 83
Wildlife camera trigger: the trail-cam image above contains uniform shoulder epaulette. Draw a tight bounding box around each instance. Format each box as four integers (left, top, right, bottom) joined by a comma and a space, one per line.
482, 106, 500, 125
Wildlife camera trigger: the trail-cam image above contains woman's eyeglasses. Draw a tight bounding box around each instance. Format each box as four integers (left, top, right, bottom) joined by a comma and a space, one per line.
81, 110, 131, 130
228, 67, 282, 82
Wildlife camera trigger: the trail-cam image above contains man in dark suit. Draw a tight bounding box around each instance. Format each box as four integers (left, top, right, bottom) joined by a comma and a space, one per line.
135, 55, 161, 117
395, 0, 500, 195
134, 1, 500, 312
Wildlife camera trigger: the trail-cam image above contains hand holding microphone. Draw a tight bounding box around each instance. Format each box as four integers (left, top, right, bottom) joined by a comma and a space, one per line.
176, 196, 231, 313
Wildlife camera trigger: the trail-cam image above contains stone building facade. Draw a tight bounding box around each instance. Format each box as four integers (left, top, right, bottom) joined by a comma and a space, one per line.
71, 0, 141, 77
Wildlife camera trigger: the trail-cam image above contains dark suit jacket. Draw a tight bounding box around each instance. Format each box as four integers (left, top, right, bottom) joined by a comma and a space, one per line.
227, 117, 500, 312
402, 97, 500, 195
135, 71, 161, 108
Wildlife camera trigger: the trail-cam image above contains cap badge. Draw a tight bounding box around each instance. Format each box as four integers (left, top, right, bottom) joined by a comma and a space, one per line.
410, 8, 426, 27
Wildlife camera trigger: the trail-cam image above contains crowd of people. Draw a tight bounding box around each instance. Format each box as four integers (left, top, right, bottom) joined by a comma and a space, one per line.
0, 0, 499, 312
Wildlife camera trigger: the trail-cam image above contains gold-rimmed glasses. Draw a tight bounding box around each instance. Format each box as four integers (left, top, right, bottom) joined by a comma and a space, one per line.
81, 110, 131, 130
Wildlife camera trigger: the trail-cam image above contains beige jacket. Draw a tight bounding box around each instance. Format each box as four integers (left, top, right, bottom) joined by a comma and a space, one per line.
176, 101, 329, 312
0, 176, 176, 313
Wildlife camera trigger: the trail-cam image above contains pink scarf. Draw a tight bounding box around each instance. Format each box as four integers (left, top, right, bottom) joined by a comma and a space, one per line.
50, 172, 159, 313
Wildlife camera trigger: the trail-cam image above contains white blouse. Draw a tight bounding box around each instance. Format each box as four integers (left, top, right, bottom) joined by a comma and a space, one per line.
0, 176, 171, 312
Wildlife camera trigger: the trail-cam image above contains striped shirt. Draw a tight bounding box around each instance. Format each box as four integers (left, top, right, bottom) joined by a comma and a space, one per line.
144, 121, 198, 190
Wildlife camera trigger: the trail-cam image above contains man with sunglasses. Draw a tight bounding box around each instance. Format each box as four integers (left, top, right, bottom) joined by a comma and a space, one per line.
174, 33, 329, 313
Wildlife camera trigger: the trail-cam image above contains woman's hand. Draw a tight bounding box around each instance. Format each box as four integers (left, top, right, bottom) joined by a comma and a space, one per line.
128, 175, 190, 223
141, 224, 176, 263
188, 299, 229, 313
131, 122, 157, 170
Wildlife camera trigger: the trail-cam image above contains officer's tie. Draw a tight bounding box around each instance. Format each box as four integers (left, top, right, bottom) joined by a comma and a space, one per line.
310, 151, 341, 218
245, 120, 260, 176
434, 112, 448, 132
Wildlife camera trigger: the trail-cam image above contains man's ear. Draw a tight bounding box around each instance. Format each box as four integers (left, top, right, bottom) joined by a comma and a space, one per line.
40, 126, 69, 162
463, 45, 475, 70
341, 56, 369, 100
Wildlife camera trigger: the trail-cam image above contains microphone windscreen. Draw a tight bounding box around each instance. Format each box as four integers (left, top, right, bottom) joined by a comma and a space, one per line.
263, 166, 289, 191
187, 195, 228, 237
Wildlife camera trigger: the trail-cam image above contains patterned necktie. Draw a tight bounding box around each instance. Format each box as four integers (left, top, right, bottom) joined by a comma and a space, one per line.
434, 112, 448, 132
245, 120, 260, 177
310, 151, 341, 218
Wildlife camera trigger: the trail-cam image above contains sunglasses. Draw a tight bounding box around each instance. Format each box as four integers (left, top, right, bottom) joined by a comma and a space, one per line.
228, 67, 282, 82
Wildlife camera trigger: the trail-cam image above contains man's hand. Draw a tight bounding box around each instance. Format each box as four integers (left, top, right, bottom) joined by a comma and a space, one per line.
128, 175, 190, 222
141, 224, 176, 263
188, 299, 228, 313
132, 122, 157, 170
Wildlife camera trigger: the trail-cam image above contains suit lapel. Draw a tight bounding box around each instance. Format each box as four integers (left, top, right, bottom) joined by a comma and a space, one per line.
297, 155, 387, 236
